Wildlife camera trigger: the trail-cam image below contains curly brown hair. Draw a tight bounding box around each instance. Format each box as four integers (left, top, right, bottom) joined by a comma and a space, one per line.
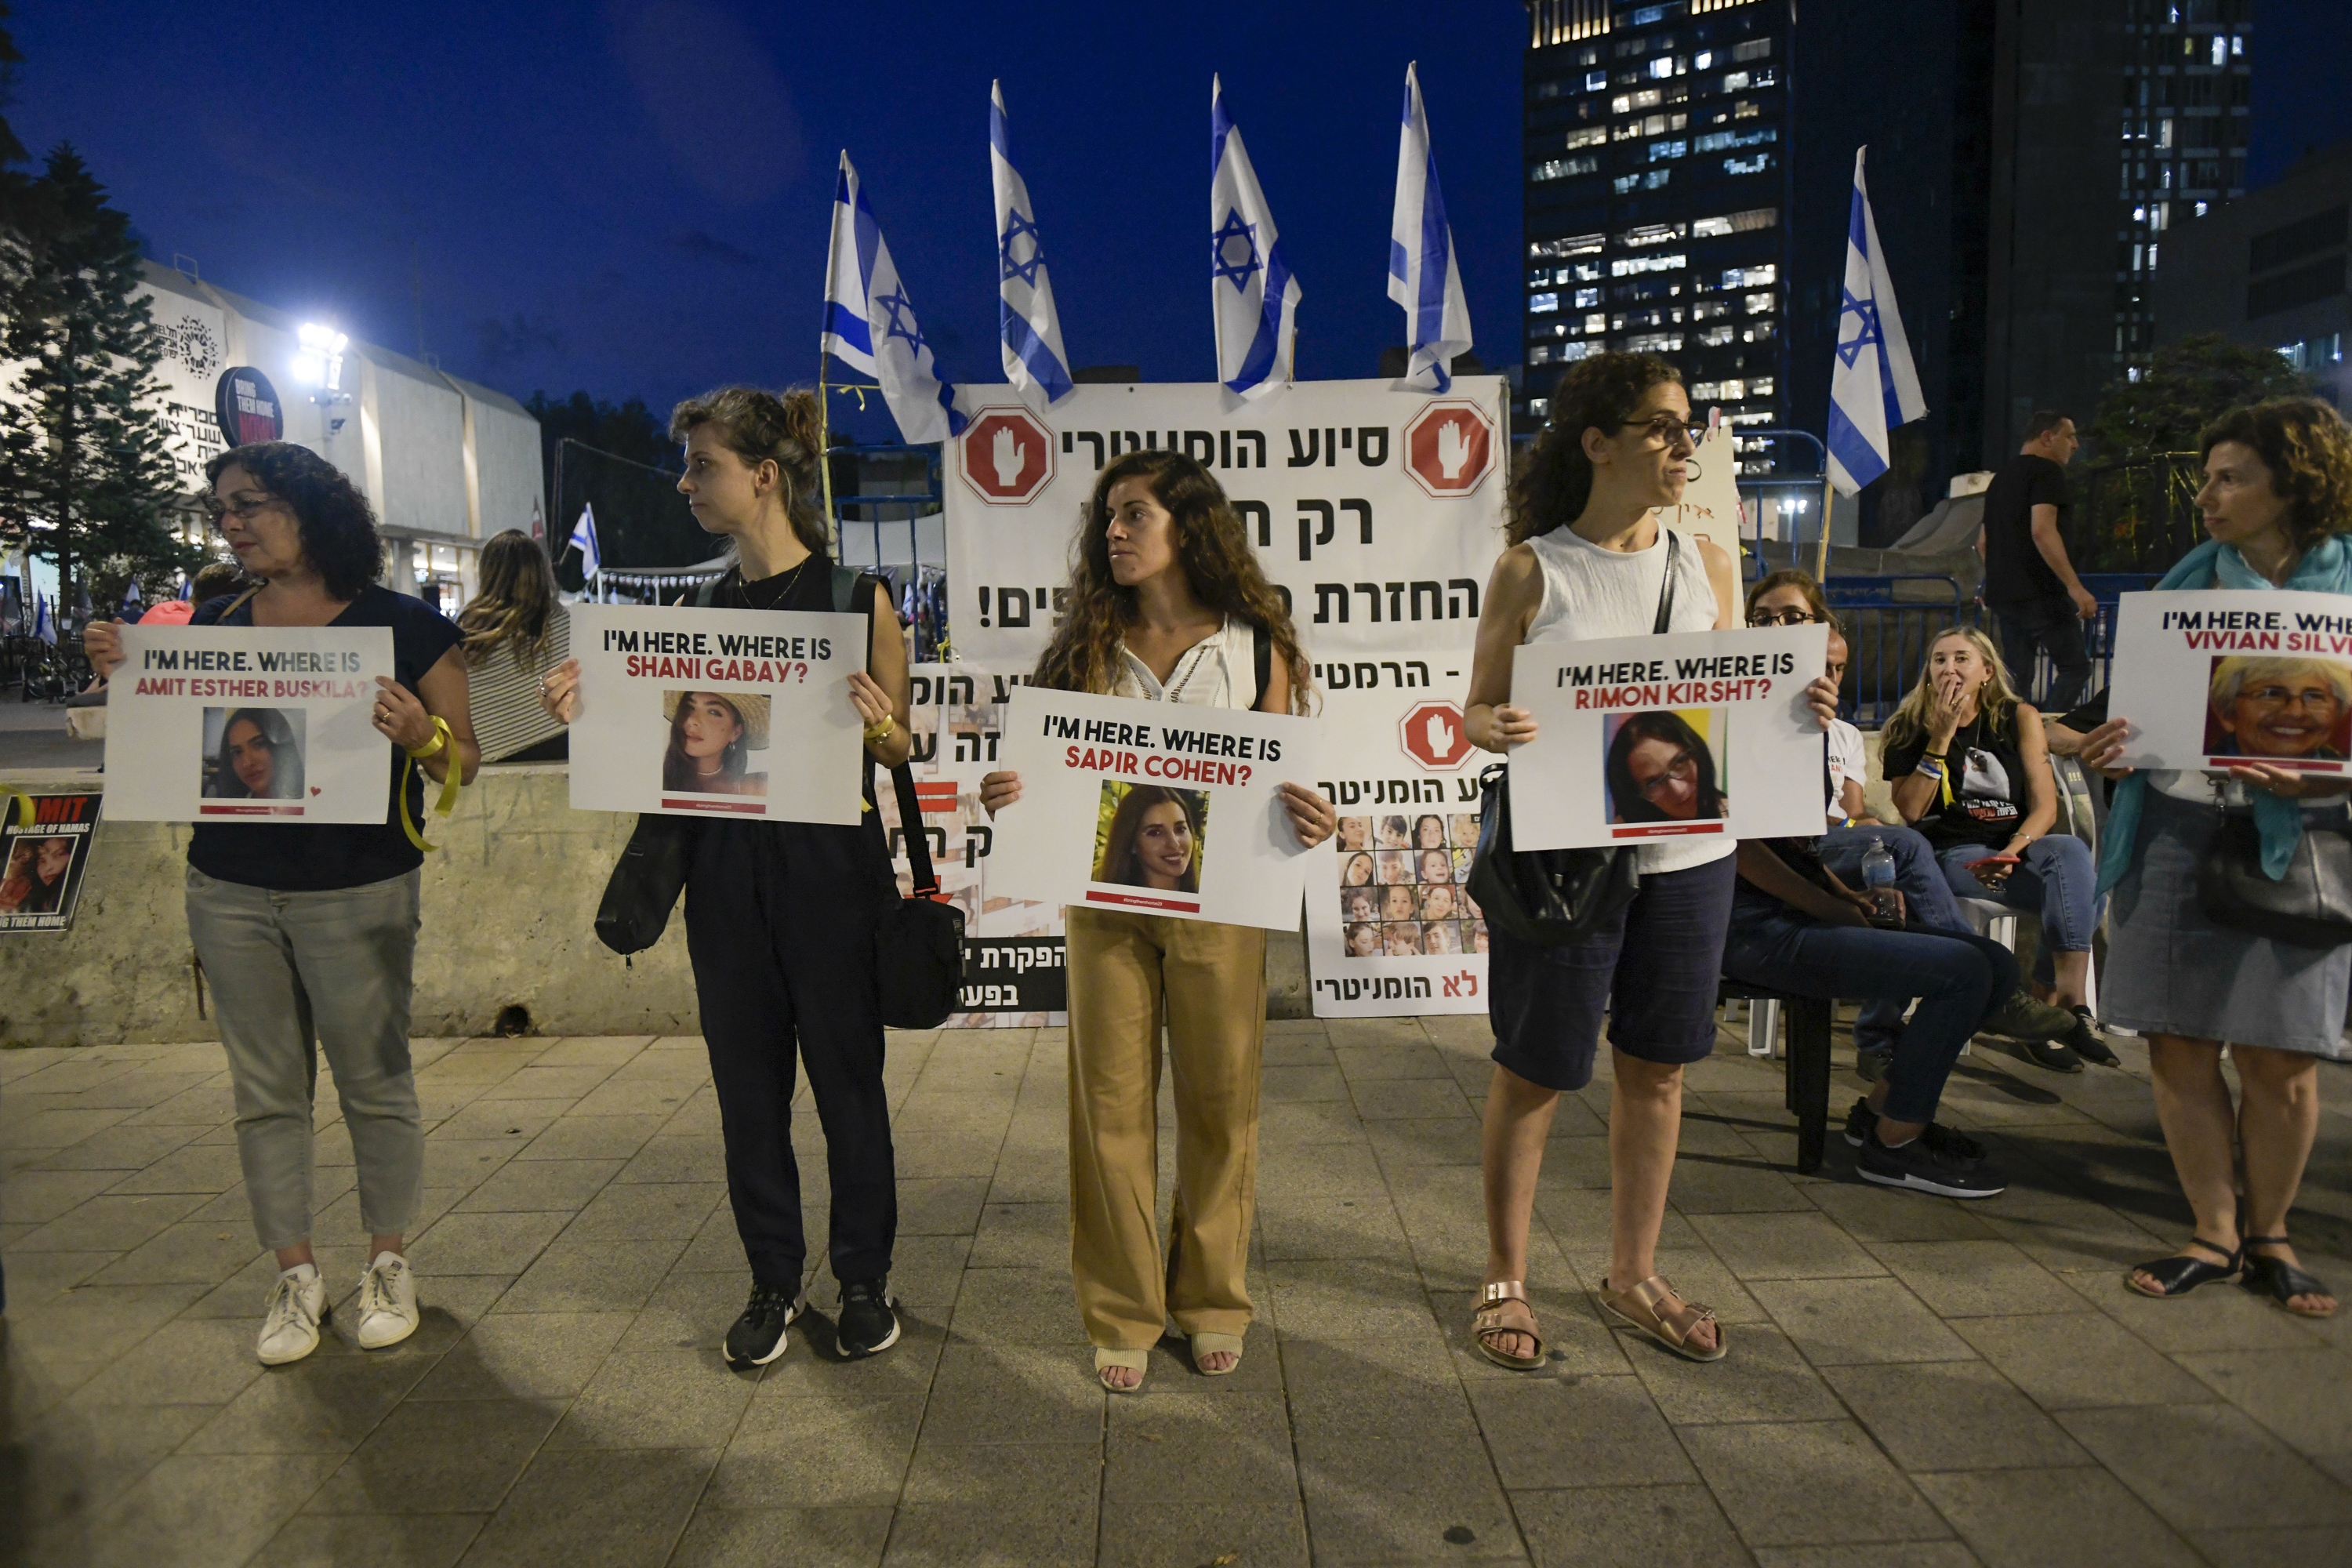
1507, 351, 1682, 545
669, 386, 828, 554
1031, 450, 1312, 713
2200, 397, 2352, 550
204, 443, 384, 601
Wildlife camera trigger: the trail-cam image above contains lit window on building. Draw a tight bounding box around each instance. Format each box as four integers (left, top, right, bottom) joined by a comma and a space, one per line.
1573, 287, 1602, 307
1566, 125, 1608, 149
1695, 127, 1776, 153
1586, 71, 1608, 91
1649, 140, 1687, 162
1722, 71, 1749, 92
1693, 300, 1731, 321
1697, 324, 1735, 346
1529, 234, 1605, 260
1584, 313, 1608, 333
1647, 56, 1677, 80
1732, 38, 1772, 62
1530, 292, 1560, 313
1624, 332, 1685, 353
1720, 265, 1776, 288
1744, 291, 1777, 314
1723, 153, 1774, 176
1532, 157, 1599, 181
1610, 252, 1688, 277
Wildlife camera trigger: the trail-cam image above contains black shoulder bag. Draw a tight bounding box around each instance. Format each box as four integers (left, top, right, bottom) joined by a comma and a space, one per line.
1466, 532, 1681, 946
2197, 805, 2352, 948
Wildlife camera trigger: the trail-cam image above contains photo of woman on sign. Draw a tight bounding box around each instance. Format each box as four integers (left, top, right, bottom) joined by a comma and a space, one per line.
661, 690, 771, 796
1094, 782, 1206, 892
1606, 710, 1726, 825
2202, 655, 2352, 762
0, 835, 74, 914
202, 708, 306, 800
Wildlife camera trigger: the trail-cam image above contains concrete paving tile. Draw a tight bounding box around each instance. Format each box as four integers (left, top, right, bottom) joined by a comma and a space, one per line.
615, 1267, 755, 1354
1467, 1374, 1695, 1488
948, 1265, 1087, 1347
1351, 1076, 1475, 1120
1752, 1546, 1982, 1568
82, 1451, 341, 1568
1979, 1204, 2173, 1276
891, 1126, 1006, 1179
0, 1105, 135, 1150
71, 1316, 267, 1406
703, 1394, 922, 1506
966, 1199, 1069, 1269
897, 1176, 990, 1237
256, 1512, 488, 1568
1331, 1040, 1451, 1080
530, 1038, 652, 1068
474, 1065, 615, 1103
669, 1506, 892, 1567
1802, 1180, 2004, 1244
2174, 1348, 2352, 1475
1296, 1436, 1524, 1564
1868, 1239, 2088, 1319
1748, 1276, 1974, 1365
303, 1397, 563, 1512
1914, 1467, 2205, 1568
88, 1219, 270, 1287
0, 1247, 114, 1301
0, 1279, 209, 1364
1530, 1134, 1615, 1190
180, 1351, 436, 1454
2060, 1267, 2321, 1353
451, 1156, 624, 1214
918, 1341, 1104, 1444
100, 1138, 245, 1196
2058, 1403, 2352, 1530
429, 1099, 572, 1143
1279, 1332, 1465, 1433
1664, 1155, 1818, 1215
492, 1232, 687, 1315
1680, 1417, 1951, 1547
1629, 1323, 1842, 1425
1255, 1196, 1415, 1265
546, 1345, 757, 1450
882, 1233, 972, 1314
1686, 1210, 1888, 1282
613, 1134, 726, 1184
12, 1190, 207, 1252
419, 1137, 518, 1192
559, 1180, 728, 1241
1365, 1116, 1485, 1167
461, 1448, 716, 1568
0, 1166, 123, 1225
5, 1396, 213, 1538
1515, 1483, 1750, 1567
1951, 1312, 2221, 1410
883, 1494, 1100, 1567
673, 1216, 757, 1273
757, 1312, 950, 1399
407, 1312, 629, 1401
1261, 1063, 1349, 1102
1821, 1359, 2089, 1472
511, 1112, 669, 1161
1098, 1496, 1313, 1568
1266, 1256, 1445, 1344
2183, 1524, 2352, 1568
407, 1208, 569, 1276
1259, 1098, 1376, 1146
1102, 1391, 1298, 1501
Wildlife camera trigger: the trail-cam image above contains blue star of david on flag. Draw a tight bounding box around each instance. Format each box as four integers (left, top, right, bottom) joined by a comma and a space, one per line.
1825, 147, 1926, 496
875, 287, 928, 355
1210, 76, 1301, 401
1000, 209, 1047, 289
1211, 211, 1262, 292
1388, 62, 1473, 392
820, 151, 972, 444
990, 81, 1074, 404
1835, 289, 1883, 369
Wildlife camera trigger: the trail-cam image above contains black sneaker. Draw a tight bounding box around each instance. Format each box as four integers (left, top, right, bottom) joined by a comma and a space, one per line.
836, 1277, 901, 1359
2020, 1036, 2085, 1073
2066, 1006, 2119, 1067
1853, 1042, 1894, 1083
724, 1284, 806, 1370
1979, 989, 2079, 1044
1842, 1098, 1988, 1163
1857, 1133, 2007, 1199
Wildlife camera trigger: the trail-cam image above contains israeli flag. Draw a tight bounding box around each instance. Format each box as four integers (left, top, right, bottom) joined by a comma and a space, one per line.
32, 592, 53, 645
991, 83, 1073, 405
1388, 62, 1472, 393
821, 151, 971, 445
566, 501, 601, 583
1210, 77, 1301, 401
1826, 147, 1926, 496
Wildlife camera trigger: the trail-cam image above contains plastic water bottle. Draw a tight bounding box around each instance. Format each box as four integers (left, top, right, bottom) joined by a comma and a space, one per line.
1860, 837, 1898, 920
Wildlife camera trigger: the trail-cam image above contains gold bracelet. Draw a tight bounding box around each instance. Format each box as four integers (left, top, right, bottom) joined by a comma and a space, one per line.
406, 717, 451, 760
862, 714, 895, 745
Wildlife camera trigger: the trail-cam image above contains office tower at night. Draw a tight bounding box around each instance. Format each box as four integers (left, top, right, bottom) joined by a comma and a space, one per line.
2114, 1, 2255, 361
1523, 1, 1794, 469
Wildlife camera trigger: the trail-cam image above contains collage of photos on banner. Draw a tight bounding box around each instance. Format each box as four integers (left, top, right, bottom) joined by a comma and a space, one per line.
1335, 811, 1486, 960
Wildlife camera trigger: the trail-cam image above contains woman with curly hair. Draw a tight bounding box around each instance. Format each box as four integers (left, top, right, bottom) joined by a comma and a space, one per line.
2081, 397, 2352, 1319
84, 441, 481, 1367
978, 448, 1336, 1392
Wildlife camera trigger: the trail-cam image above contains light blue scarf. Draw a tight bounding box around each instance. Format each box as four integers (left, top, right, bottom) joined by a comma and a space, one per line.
2096, 533, 2352, 895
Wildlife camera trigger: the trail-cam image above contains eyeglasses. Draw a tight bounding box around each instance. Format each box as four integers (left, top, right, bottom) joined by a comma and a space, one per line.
203, 494, 285, 525
1618, 415, 1700, 449
1635, 750, 1698, 800
1747, 608, 1819, 628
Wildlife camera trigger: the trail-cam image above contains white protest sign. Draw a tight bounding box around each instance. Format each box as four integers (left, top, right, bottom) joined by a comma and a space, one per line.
2107, 590, 2352, 775
990, 687, 1320, 930
105, 626, 394, 822
943, 378, 1508, 668
1654, 419, 1744, 560
1304, 650, 1488, 1016
568, 604, 866, 824
1509, 624, 1828, 851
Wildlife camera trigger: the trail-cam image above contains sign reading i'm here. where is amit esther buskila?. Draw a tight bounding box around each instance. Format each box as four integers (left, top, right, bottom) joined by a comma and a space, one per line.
104, 626, 394, 822
2105, 590, 2352, 775
566, 605, 867, 824
942, 379, 1509, 668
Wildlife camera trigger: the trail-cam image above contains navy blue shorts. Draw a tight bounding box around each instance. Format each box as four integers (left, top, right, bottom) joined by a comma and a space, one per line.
1487, 853, 1738, 1092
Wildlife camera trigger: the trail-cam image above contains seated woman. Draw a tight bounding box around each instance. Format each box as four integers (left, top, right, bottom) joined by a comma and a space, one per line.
1880, 628, 2114, 1072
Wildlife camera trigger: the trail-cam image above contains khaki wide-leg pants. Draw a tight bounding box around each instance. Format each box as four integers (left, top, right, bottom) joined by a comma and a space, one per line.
1065, 906, 1268, 1350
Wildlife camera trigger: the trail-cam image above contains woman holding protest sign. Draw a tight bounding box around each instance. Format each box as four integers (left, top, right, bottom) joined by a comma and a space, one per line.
539, 386, 914, 1364
2080, 397, 2352, 1319
978, 448, 1336, 1392
1461, 352, 1837, 1368
85, 441, 481, 1367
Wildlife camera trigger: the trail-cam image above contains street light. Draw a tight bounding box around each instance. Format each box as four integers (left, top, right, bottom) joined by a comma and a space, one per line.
292, 321, 347, 390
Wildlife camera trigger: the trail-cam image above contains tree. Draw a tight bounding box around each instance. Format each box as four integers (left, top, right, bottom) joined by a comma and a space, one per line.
2089, 332, 2318, 463
0, 146, 194, 621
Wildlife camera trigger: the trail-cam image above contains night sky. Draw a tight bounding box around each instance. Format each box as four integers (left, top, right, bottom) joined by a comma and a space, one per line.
11, 2, 2347, 448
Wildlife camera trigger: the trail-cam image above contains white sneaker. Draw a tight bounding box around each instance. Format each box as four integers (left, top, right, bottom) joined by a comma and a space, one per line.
257, 1265, 327, 1366
354, 1251, 420, 1350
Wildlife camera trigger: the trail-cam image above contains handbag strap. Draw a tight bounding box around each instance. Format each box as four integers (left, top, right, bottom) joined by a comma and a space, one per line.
891, 761, 940, 897
1652, 528, 1680, 635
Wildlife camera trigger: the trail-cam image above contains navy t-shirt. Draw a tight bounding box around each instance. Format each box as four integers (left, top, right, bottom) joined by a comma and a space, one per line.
185, 586, 463, 891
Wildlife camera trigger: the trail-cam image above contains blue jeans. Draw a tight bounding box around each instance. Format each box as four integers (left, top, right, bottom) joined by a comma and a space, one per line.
1939, 836, 2096, 991
1820, 825, 1969, 1051
1722, 906, 2021, 1124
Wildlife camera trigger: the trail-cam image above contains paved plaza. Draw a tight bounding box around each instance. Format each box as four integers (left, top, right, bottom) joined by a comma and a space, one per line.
2, 1014, 2349, 1568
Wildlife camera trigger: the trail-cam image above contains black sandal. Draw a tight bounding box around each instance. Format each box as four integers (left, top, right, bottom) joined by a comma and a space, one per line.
2241, 1237, 2338, 1319
2126, 1238, 2241, 1299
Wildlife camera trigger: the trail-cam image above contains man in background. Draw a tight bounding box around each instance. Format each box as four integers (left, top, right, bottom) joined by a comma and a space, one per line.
1978, 411, 2094, 710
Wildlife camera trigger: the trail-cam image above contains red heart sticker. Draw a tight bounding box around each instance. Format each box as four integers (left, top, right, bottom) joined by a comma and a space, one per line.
310, 786, 322, 796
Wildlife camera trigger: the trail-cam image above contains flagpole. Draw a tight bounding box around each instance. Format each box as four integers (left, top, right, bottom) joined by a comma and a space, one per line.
818, 363, 840, 560
1814, 489, 1831, 583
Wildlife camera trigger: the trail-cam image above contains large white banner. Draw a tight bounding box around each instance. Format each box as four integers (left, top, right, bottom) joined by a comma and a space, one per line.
1303, 649, 1488, 1016
942, 378, 1509, 668
567, 605, 866, 823
1509, 625, 1828, 851
989, 687, 1320, 930
2107, 590, 2352, 774
106, 626, 393, 822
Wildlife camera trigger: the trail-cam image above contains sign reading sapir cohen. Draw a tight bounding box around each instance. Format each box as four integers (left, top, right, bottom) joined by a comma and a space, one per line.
2106, 590, 2352, 774
105, 626, 394, 823
989, 687, 1321, 931
943, 378, 1509, 668
1508, 625, 1828, 851
568, 604, 866, 825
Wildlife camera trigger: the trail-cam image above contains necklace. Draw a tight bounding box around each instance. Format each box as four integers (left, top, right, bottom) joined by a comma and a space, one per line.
729, 555, 815, 611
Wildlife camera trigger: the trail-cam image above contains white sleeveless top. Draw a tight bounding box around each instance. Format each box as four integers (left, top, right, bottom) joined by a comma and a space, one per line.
1110, 616, 1261, 711
1523, 524, 1732, 873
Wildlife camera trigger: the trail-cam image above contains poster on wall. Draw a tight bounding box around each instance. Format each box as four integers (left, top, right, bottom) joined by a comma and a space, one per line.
2106, 590, 2352, 774
1303, 651, 1488, 1016
1508, 625, 1828, 851
942, 378, 1509, 669
988, 687, 1320, 931
103, 626, 393, 822
566, 605, 866, 822
0, 790, 102, 933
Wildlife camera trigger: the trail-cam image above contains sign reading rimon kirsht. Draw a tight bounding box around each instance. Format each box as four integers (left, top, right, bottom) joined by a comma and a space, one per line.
104, 626, 394, 822
566, 605, 866, 824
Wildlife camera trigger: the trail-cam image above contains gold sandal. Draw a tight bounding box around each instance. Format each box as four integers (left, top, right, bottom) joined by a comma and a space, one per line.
1094, 1347, 1148, 1393
1601, 1274, 1726, 1363
1471, 1281, 1548, 1370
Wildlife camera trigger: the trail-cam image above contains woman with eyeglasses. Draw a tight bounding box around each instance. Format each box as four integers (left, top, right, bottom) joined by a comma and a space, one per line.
1461, 353, 1838, 1368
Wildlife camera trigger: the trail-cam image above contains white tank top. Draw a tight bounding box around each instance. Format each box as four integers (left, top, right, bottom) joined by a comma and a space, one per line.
1522, 524, 1732, 873
1110, 616, 1261, 711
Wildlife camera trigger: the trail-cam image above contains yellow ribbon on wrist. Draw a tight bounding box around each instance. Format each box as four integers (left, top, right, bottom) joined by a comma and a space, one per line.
397, 716, 461, 852
862, 713, 895, 745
